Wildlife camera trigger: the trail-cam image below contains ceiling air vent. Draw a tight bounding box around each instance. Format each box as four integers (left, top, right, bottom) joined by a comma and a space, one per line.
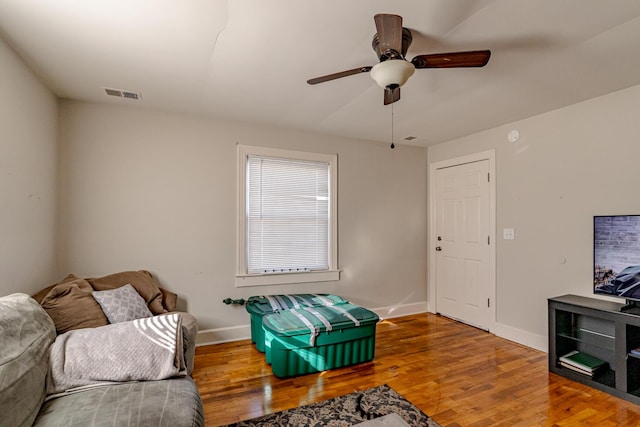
103, 87, 143, 100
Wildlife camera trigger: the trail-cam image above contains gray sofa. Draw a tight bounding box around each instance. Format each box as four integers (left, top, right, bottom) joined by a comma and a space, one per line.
0, 293, 204, 427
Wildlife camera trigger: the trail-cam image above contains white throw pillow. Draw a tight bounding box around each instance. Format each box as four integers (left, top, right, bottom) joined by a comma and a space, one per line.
92, 283, 153, 323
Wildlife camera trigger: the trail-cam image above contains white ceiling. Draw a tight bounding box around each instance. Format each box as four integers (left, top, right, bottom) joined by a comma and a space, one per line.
2, 0, 640, 147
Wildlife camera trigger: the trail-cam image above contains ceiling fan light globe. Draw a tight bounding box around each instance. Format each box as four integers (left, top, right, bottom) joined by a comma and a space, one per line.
370, 59, 415, 89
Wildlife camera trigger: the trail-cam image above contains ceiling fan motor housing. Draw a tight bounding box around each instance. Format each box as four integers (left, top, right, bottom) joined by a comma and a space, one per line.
371, 27, 413, 60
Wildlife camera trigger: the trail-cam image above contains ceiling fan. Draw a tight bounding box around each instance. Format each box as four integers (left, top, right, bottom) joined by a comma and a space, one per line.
307, 13, 491, 105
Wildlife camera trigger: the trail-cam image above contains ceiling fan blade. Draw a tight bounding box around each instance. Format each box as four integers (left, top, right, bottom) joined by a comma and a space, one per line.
411, 50, 491, 69
307, 66, 373, 85
374, 14, 403, 57
384, 86, 400, 105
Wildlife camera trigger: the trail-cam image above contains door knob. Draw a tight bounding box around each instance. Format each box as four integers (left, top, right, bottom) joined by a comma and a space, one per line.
435, 246, 442, 251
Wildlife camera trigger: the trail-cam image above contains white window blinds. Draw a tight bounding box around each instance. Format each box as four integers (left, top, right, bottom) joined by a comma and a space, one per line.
246, 155, 330, 274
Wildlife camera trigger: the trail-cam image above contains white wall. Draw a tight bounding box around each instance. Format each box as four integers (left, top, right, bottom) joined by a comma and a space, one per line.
0, 38, 58, 295
10, 22, 636, 352
57, 101, 429, 340
429, 83, 640, 350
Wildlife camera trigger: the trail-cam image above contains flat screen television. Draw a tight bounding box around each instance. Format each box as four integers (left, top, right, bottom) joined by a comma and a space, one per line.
594, 215, 640, 313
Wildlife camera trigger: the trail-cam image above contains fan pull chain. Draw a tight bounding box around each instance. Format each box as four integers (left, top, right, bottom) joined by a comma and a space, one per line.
390, 100, 395, 149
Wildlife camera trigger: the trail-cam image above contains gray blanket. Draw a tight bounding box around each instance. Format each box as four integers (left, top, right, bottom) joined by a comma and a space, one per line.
47, 313, 186, 396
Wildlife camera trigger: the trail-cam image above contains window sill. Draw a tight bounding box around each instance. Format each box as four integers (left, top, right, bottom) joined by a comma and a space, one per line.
235, 270, 340, 287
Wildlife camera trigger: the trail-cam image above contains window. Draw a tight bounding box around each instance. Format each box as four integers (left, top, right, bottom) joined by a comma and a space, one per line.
236, 145, 338, 287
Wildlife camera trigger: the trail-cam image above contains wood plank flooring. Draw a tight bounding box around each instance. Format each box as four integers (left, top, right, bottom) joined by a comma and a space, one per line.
192, 313, 640, 426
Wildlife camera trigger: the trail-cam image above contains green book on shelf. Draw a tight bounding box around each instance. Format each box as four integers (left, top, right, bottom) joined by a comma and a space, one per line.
559, 350, 607, 372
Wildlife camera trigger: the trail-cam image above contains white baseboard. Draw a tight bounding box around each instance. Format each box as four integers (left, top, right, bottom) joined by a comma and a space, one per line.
370, 301, 430, 320
195, 301, 430, 346
491, 322, 548, 352
196, 324, 251, 346
195, 301, 549, 354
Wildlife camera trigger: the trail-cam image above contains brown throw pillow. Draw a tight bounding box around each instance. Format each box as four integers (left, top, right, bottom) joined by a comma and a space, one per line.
160, 287, 178, 312
38, 275, 109, 334
31, 283, 56, 304
86, 270, 166, 314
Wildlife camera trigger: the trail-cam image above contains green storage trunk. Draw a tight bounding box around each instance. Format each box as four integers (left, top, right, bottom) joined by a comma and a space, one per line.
245, 294, 349, 352
262, 303, 379, 378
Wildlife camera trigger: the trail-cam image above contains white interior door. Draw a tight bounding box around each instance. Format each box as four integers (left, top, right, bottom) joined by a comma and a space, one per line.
435, 159, 491, 330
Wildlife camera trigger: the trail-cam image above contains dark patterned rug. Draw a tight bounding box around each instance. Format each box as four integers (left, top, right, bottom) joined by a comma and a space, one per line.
223, 384, 441, 427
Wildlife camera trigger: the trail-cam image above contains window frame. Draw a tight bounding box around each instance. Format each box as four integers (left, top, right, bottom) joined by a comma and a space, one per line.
235, 144, 339, 287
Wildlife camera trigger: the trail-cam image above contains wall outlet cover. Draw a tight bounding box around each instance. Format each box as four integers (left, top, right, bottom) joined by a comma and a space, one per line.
503, 228, 515, 240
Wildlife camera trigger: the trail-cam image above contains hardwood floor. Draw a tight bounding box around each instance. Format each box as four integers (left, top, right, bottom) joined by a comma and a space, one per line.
193, 313, 640, 426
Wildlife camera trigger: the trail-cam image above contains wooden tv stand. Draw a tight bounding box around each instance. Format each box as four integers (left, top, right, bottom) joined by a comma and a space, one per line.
549, 294, 640, 405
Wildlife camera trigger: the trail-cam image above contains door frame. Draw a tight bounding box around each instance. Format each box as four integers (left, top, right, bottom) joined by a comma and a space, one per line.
428, 149, 496, 331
